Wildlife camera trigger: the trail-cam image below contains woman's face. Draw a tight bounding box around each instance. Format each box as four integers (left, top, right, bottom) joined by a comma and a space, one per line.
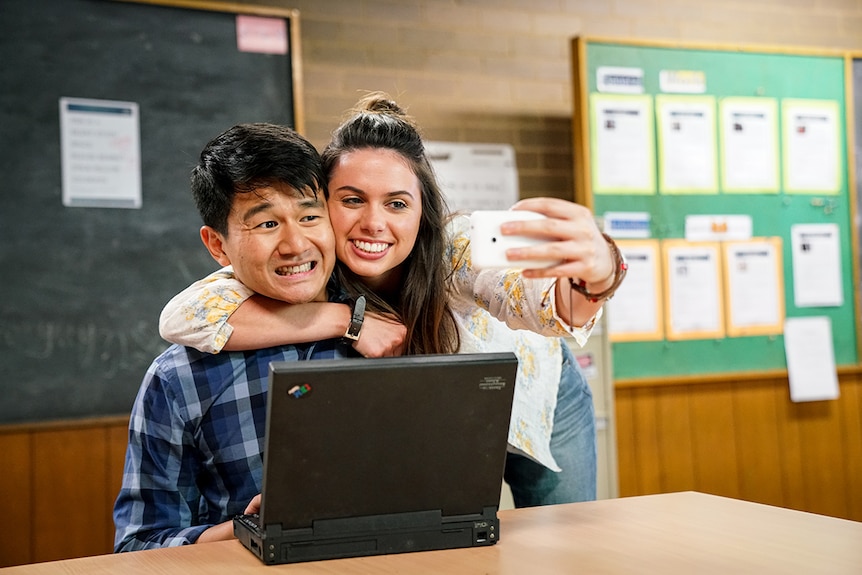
327, 148, 423, 293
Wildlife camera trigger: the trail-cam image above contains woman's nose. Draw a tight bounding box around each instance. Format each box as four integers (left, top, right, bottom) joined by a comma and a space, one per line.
359, 206, 386, 234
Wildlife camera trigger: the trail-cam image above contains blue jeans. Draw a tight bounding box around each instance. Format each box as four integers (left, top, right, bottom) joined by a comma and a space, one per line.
504, 343, 597, 506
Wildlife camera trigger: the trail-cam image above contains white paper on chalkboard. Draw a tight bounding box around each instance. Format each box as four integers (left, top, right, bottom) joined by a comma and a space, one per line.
60, 97, 141, 209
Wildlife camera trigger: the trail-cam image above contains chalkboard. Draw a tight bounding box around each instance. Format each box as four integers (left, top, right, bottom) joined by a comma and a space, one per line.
0, 0, 301, 423
572, 37, 859, 381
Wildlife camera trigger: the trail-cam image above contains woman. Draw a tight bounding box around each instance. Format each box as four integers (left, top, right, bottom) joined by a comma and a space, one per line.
161, 94, 625, 505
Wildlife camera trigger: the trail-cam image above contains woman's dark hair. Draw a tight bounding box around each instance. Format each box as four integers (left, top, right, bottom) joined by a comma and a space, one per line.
322, 93, 460, 355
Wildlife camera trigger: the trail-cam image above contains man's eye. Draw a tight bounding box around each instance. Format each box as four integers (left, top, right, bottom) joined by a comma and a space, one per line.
256, 221, 278, 229
300, 214, 321, 223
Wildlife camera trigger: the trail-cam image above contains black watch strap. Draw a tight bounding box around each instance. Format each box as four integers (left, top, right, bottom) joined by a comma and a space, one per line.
342, 295, 366, 342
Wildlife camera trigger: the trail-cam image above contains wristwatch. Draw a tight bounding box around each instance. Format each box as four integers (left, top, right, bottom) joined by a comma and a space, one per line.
342, 295, 366, 343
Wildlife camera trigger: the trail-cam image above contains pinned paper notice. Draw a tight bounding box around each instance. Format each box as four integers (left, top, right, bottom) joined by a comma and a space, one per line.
236, 15, 288, 55
659, 70, 706, 94
783, 317, 839, 402
790, 223, 843, 307
59, 97, 141, 209
596, 66, 644, 94
685, 214, 752, 242
604, 212, 651, 239
425, 141, 518, 212
575, 352, 598, 380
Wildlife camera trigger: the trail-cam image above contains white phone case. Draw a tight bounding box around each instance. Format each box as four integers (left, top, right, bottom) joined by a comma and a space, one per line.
469, 210, 560, 269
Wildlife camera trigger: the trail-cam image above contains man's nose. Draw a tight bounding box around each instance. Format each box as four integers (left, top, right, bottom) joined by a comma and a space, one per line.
276, 222, 311, 255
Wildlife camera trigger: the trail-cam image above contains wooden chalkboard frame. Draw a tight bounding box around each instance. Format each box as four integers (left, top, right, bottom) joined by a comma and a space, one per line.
571, 36, 861, 383
0, 0, 303, 424
120, 0, 305, 133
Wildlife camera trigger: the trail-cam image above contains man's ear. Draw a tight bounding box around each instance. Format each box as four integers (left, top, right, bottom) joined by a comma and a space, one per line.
200, 226, 232, 266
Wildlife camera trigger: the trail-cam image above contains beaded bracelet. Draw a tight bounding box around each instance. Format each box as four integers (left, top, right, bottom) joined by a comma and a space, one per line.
569, 233, 628, 303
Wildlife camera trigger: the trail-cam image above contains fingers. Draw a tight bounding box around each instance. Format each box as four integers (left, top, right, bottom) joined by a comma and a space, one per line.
496, 197, 612, 282
511, 197, 591, 221
503, 199, 595, 240
517, 239, 614, 283
244, 494, 261, 515
354, 314, 407, 357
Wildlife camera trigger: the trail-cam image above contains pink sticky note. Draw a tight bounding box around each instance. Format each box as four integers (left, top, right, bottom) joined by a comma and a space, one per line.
236, 15, 288, 55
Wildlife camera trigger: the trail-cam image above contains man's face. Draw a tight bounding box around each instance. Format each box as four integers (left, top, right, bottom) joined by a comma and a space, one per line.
201, 183, 335, 304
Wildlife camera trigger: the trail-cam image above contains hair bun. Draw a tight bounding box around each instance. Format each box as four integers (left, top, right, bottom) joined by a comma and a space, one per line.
355, 91, 407, 117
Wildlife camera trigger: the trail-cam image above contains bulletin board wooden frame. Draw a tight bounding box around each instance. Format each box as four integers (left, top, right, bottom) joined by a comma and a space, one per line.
571, 36, 861, 383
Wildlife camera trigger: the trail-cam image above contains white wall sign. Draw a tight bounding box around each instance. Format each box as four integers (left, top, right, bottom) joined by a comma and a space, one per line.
425, 141, 518, 212
60, 97, 141, 209
597, 66, 644, 94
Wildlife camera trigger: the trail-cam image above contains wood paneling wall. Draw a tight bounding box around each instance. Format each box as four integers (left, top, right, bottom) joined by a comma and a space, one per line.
615, 370, 862, 522
3, 371, 861, 567
1, 416, 129, 567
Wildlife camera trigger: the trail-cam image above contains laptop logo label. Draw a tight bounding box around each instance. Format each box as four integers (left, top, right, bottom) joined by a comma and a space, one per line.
288, 383, 312, 398
479, 376, 507, 391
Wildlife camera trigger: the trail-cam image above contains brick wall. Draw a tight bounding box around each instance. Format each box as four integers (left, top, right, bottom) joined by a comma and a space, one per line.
235, 0, 862, 200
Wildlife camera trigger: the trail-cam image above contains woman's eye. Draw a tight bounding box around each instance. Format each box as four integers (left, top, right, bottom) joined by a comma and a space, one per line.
389, 200, 408, 210
341, 197, 362, 206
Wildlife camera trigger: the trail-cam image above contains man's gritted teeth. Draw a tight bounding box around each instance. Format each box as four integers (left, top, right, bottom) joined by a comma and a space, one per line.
352, 239, 390, 253
275, 262, 315, 276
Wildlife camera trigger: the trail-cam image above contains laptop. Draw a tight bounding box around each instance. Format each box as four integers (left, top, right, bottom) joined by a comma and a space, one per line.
234, 352, 518, 565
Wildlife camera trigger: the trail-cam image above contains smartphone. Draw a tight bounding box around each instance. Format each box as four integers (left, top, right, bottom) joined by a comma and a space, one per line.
469, 210, 561, 269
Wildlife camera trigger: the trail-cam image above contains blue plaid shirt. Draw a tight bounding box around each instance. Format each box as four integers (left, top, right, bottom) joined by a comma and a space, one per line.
113, 338, 351, 552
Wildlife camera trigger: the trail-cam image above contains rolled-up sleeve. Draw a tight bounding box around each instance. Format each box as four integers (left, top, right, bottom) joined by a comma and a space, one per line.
158, 266, 254, 354
446, 215, 601, 348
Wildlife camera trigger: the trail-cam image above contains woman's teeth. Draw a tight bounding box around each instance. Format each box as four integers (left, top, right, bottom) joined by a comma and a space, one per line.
353, 240, 388, 253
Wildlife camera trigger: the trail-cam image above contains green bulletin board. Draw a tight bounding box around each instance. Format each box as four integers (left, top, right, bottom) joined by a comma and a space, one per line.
572, 37, 859, 381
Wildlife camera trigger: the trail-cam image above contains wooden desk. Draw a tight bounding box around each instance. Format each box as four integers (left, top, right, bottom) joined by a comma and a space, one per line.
4, 492, 861, 574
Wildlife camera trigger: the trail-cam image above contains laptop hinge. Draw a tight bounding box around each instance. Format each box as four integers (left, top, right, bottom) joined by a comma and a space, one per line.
312, 509, 442, 535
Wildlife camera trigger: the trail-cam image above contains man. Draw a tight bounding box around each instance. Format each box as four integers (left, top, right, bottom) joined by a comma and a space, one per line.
113, 124, 402, 551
